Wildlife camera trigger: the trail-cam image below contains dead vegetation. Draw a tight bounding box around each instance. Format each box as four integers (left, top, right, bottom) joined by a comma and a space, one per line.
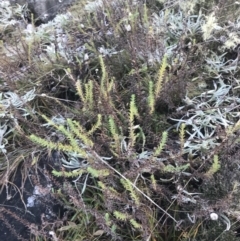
0, 0, 240, 240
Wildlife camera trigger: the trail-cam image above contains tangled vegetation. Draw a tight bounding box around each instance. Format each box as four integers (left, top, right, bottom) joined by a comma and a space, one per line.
0, 0, 240, 240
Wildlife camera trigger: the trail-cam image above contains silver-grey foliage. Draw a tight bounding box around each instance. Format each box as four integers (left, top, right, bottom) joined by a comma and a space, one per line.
9, 0, 76, 23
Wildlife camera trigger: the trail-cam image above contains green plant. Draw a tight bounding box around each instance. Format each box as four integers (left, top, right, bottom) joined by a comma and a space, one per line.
1, 0, 240, 240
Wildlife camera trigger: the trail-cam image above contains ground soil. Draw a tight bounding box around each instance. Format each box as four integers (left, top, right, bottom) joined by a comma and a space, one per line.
0, 157, 64, 241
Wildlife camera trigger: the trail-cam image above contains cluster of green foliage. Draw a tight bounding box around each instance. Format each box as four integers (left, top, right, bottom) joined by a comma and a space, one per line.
1, 0, 240, 240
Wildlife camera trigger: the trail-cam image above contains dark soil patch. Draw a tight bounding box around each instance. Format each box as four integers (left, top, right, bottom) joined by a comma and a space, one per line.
0, 157, 65, 241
